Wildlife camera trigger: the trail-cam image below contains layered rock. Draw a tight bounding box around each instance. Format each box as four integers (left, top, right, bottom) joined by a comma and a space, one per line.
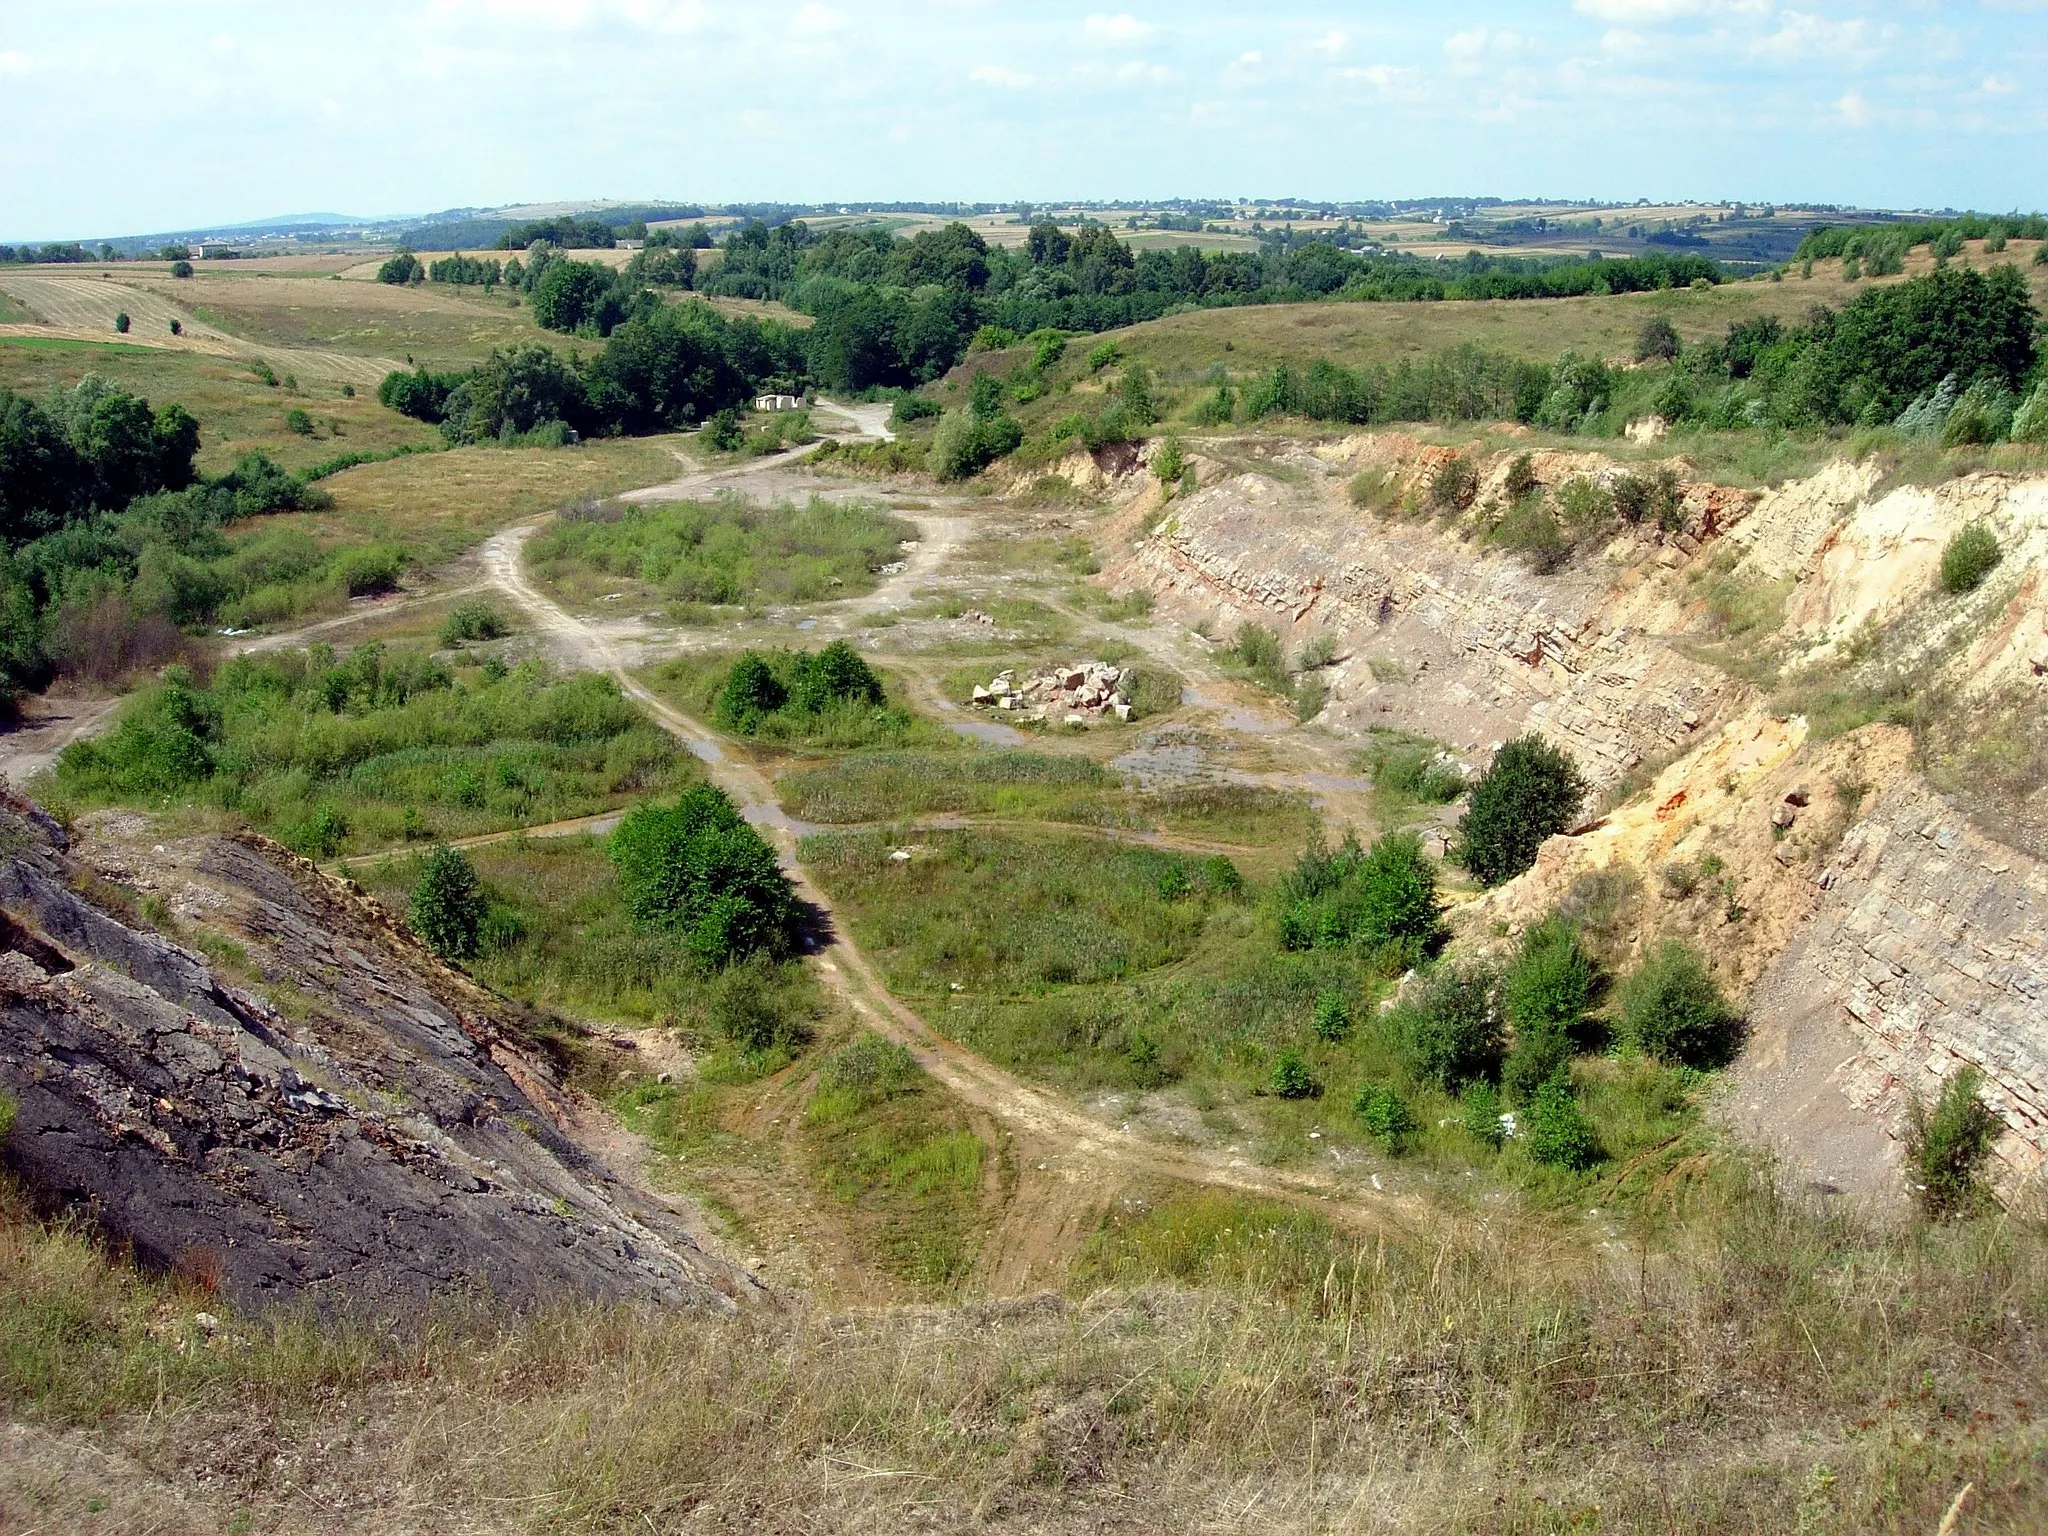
1744, 778, 2048, 1193
0, 796, 755, 1313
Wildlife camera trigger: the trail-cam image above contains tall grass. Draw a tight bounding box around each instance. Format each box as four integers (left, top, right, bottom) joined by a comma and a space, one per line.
2, 1163, 2040, 1531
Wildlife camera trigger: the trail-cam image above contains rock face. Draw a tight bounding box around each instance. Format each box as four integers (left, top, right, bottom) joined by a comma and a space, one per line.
1119, 466, 1731, 788
1743, 778, 2048, 1194
0, 796, 754, 1313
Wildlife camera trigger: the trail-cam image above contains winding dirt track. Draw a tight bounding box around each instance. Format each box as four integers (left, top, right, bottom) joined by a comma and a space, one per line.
480, 461, 1424, 1243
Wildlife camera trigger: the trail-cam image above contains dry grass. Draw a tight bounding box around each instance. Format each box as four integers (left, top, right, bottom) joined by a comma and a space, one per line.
0, 337, 439, 475
1, 1164, 2042, 1533
303, 437, 685, 566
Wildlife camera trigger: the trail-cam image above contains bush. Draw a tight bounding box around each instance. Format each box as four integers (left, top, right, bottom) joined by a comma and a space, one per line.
2011, 386, 2048, 444
1503, 452, 1538, 500
1524, 1073, 1601, 1169
1278, 830, 1441, 963
1311, 988, 1351, 1043
1396, 961, 1504, 1089
1635, 315, 1681, 363
1429, 455, 1478, 511
890, 393, 941, 426
1617, 941, 1742, 1067
1353, 1083, 1415, 1151
330, 544, 405, 596
285, 407, 314, 436
1363, 733, 1465, 804
1461, 1081, 1506, 1148
1939, 522, 2001, 595
929, 409, 1023, 480
1232, 622, 1282, 673
1501, 917, 1592, 1102
1086, 340, 1122, 373
377, 253, 423, 286
1269, 1048, 1319, 1100
1905, 1066, 2001, 1218
410, 846, 486, 958
1151, 434, 1185, 487
439, 599, 509, 646
608, 784, 802, 966
113, 312, 130, 335
169, 259, 193, 278
1459, 735, 1588, 887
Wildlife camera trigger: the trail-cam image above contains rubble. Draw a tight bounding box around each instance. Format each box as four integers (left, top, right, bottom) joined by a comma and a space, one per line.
966, 661, 1132, 726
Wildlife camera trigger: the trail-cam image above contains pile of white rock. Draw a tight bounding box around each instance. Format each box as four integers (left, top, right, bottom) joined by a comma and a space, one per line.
969, 660, 1132, 725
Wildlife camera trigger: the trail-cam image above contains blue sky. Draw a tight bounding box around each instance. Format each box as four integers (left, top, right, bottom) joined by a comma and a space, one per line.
2, 1, 2043, 238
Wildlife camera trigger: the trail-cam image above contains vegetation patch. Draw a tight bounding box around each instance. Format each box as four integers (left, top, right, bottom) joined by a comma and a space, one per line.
803, 1033, 988, 1291
524, 493, 914, 610
52, 648, 685, 856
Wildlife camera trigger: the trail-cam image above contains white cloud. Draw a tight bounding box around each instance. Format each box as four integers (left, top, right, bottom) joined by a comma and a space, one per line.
792, 3, 845, 33
1752, 11, 1873, 64
1335, 63, 1418, 90
1572, 0, 1766, 22
1837, 89, 1870, 127
1444, 27, 1489, 60
1115, 59, 1177, 85
0, 50, 27, 75
1082, 13, 1154, 46
1311, 30, 1347, 57
1981, 74, 2016, 94
970, 64, 1035, 88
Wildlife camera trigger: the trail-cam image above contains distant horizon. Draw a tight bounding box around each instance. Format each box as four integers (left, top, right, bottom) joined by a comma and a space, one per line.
6, 193, 2029, 250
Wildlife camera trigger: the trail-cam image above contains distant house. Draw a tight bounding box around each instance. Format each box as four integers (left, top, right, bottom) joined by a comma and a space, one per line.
753, 393, 803, 412
616, 239, 644, 251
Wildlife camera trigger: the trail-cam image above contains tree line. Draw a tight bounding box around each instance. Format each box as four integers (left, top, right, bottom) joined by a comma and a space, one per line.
0, 378, 334, 701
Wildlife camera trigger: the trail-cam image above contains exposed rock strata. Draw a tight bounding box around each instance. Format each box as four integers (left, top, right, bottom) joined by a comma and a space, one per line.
0, 796, 754, 1312
1744, 778, 2048, 1194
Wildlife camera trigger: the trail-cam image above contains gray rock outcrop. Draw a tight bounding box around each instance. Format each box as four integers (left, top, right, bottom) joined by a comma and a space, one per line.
0, 795, 755, 1313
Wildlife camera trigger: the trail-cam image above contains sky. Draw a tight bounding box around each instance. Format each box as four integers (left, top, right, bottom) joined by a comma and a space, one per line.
1, 1, 2044, 239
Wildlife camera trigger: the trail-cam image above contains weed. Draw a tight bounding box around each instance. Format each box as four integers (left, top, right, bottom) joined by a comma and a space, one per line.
1904, 1066, 2001, 1218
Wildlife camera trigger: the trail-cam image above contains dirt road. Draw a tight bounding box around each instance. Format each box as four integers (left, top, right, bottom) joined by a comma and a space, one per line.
482, 499, 1424, 1247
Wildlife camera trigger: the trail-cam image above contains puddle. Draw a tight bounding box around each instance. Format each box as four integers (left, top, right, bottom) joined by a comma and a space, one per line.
1112, 740, 1205, 787
1182, 684, 1289, 735
949, 719, 1026, 746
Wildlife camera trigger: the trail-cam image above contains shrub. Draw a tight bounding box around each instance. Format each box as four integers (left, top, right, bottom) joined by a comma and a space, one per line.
1524, 1073, 1601, 1170
1459, 735, 1589, 886
285, 407, 314, 436
608, 784, 802, 966
410, 846, 486, 958
377, 253, 423, 286
1461, 1081, 1505, 1149
929, 409, 1023, 480
1503, 453, 1538, 500
439, 599, 509, 646
1086, 340, 1122, 373
890, 393, 941, 426
1353, 1083, 1415, 1151
1501, 917, 1592, 1102
1491, 497, 1571, 574
113, 312, 130, 334
1232, 622, 1283, 674
1278, 831, 1441, 963
1617, 941, 1742, 1067
169, 259, 193, 278
330, 544, 405, 597
714, 652, 788, 731
1363, 733, 1465, 804
1311, 988, 1351, 1043
1635, 315, 1681, 363
704, 409, 744, 451
1151, 435, 1185, 487
1905, 1066, 2001, 1218
1429, 455, 1478, 511
1939, 523, 2001, 595
1269, 1049, 1319, 1100
287, 803, 350, 860
1397, 961, 1504, 1089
